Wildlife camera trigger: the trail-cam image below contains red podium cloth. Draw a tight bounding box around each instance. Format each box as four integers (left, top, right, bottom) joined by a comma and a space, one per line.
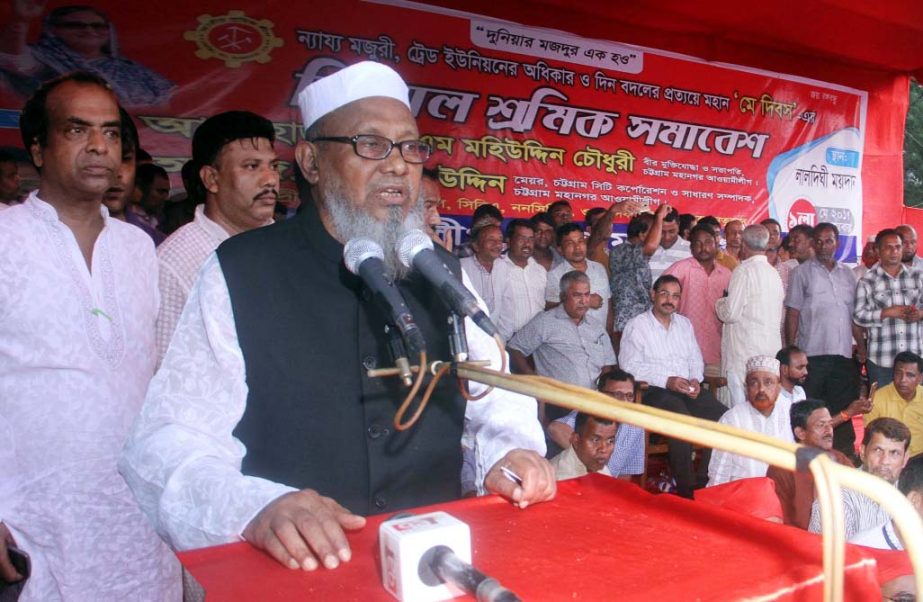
178, 475, 881, 600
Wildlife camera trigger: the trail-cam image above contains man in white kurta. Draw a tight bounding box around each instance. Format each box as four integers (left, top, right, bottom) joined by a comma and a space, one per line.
716, 224, 784, 407
708, 356, 795, 486
0, 74, 179, 600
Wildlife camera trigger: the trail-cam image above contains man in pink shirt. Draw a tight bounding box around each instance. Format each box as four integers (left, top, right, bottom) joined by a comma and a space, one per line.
664, 224, 732, 370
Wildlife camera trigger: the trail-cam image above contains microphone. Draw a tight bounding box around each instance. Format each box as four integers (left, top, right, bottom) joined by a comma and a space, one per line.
397, 230, 499, 338
344, 239, 426, 356
380, 511, 520, 602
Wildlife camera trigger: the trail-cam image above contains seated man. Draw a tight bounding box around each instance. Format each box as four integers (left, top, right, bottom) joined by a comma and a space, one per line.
766, 399, 854, 528
708, 356, 796, 486
850, 453, 923, 550
509, 270, 616, 423
619, 275, 726, 497
544, 222, 611, 329
777, 345, 808, 404
547, 369, 646, 480
550, 412, 617, 480
864, 351, 923, 458
809, 417, 912, 538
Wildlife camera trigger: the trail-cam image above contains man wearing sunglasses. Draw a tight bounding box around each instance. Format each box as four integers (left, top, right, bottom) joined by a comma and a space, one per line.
122, 61, 552, 574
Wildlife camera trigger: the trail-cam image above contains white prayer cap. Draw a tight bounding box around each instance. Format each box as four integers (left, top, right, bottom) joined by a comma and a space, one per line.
297, 61, 410, 130
746, 355, 780, 375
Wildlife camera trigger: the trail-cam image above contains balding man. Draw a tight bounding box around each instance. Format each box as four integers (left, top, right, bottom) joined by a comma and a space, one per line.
1, 72, 181, 600
716, 224, 785, 406
460, 222, 503, 313
896, 224, 923, 274
717, 219, 744, 270
121, 61, 553, 573
708, 356, 795, 486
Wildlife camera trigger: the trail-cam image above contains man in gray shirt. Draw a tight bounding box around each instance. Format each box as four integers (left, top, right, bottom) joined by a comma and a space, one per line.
785, 222, 865, 456
510, 270, 616, 423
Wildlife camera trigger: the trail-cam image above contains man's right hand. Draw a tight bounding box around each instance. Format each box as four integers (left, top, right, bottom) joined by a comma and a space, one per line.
882, 305, 914, 320
243, 490, 366, 571
666, 376, 692, 395
0, 522, 22, 583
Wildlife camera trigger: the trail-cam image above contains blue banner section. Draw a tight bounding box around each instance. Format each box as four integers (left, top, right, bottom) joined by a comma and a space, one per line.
826, 147, 860, 168
0, 109, 21, 129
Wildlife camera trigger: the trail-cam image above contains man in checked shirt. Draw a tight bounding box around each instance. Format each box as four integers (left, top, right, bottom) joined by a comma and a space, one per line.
854, 228, 923, 388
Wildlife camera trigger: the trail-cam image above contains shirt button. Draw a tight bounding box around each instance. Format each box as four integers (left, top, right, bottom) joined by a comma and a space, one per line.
362, 355, 377, 370
368, 424, 383, 439
374, 494, 387, 510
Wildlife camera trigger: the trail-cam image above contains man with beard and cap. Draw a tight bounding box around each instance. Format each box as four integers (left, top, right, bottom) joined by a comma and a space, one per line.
155, 110, 279, 362
766, 399, 854, 529
707, 355, 795, 486
120, 61, 552, 573
492, 218, 547, 342
809, 417, 912, 538
619, 274, 726, 497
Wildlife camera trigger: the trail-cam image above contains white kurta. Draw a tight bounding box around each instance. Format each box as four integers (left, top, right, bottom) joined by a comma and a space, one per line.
716, 255, 784, 407
0, 194, 181, 601
707, 397, 795, 486
120, 256, 545, 551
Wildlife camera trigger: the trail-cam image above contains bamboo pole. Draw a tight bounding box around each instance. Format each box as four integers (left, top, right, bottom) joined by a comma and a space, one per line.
454, 364, 923, 601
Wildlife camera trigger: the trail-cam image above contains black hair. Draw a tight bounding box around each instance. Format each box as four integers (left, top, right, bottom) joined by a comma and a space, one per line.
776, 345, 804, 366
505, 218, 534, 240
421, 166, 439, 180
627, 213, 653, 239
893, 351, 923, 373
135, 163, 168, 192
192, 111, 276, 167
531, 212, 554, 228
574, 411, 615, 434
472, 203, 503, 222
898, 454, 923, 496
813, 222, 840, 239
118, 107, 138, 160
876, 228, 903, 247
789, 399, 827, 438
652, 274, 681, 292
863, 417, 911, 451
688, 223, 716, 241
597, 368, 635, 391
555, 222, 584, 246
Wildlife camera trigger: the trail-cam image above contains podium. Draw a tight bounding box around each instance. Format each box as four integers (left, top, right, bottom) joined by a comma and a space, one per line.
178, 474, 881, 600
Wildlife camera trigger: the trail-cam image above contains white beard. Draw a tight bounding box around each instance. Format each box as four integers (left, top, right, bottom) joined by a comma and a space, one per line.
323, 184, 423, 280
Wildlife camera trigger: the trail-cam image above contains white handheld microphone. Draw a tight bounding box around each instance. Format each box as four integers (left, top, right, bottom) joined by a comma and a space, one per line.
380, 511, 520, 602
397, 230, 499, 338
344, 238, 426, 355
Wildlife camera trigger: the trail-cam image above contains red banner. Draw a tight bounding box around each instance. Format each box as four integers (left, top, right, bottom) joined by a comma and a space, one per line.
0, 1, 896, 258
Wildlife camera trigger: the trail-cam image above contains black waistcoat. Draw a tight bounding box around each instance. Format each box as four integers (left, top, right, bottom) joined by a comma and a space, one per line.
216, 204, 465, 516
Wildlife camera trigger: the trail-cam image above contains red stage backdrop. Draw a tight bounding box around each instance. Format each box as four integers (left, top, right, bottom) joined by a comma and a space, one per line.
0, 0, 909, 259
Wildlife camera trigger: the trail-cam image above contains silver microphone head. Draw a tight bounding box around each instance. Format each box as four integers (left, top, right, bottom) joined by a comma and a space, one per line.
343, 238, 384, 275
397, 229, 435, 268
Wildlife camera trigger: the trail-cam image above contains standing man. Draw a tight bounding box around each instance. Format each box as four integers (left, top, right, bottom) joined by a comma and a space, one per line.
619, 275, 727, 497
530, 212, 557, 271
664, 223, 732, 372
121, 62, 553, 572
545, 223, 611, 329
155, 111, 278, 361
719, 218, 744, 268
717, 224, 785, 407
785, 222, 865, 455
767, 399, 854, 528
0, 72, 180, 600
708, 356, 795, 486
648, 207, 691, 280
460, 223, 503, 313
510, 271, 616, 422
854, 228, 923, 387
896, 224, 923, 273
864, 351, 923, 458
609, 207, 664, 341
776, 345, 808, 405
492, 219, 547, 342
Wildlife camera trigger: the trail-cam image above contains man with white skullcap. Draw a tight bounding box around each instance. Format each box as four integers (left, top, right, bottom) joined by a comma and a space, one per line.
707, 355, 795, 486
120, 61, 553, 572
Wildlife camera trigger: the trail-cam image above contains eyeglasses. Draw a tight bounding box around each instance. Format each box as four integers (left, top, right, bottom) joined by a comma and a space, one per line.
606, 392, 635, 402
310, 134, 431, 164
54, 21, 109, 31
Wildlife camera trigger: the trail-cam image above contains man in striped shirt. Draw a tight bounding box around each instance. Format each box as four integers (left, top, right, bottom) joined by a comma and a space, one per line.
854, 228, 923, 388
809, 417, 911, 538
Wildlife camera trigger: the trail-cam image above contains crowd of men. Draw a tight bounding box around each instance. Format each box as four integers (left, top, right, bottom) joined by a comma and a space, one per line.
0, 60, 920, 600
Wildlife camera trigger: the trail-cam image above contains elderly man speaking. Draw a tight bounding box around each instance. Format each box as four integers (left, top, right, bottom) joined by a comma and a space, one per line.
121, 61, 553, 573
